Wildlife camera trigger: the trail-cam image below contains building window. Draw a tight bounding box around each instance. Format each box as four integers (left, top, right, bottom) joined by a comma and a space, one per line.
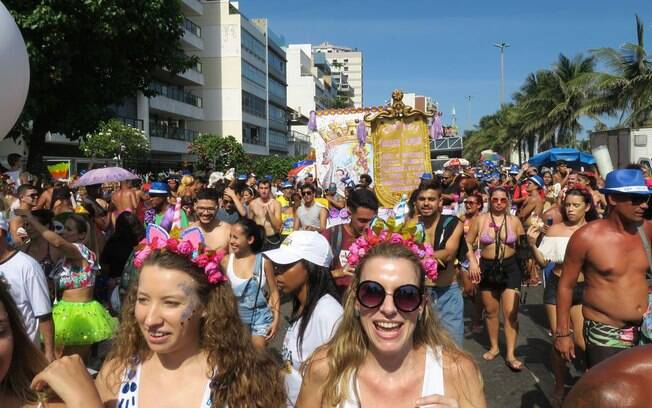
344, 67, 348, 71
269, 78, 286, 100
269, 104, 287, 126
242, 91, 267, 119
269, 51, 286, 74
243, 123, 266, 146
242, 60, 266, 90
344, 59, 348, 62
241, 28, 266, 63
269, 129, 287, 148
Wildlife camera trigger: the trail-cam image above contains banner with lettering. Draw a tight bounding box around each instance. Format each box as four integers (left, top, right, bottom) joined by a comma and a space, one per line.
371, 117, 431, 207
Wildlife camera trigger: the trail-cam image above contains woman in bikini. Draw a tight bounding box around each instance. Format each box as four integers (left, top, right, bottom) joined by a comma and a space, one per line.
95, 225, 285, 407
460, 193, 484, 335
466, 187, 526, 371
528, 187, 597, 406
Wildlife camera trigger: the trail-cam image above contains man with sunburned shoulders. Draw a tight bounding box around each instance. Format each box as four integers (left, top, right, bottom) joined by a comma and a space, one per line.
111, 181, 138, 225
191, 188, 231, 251
248, 179, 282, 250
556, 169, 652, 368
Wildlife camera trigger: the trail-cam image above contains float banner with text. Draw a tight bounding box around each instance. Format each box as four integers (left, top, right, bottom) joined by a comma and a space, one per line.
372, 116, 432, 207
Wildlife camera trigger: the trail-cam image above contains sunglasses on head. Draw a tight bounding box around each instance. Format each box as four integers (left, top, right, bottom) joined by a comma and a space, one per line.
491, 197, 508, 204
356, 280, 423, 313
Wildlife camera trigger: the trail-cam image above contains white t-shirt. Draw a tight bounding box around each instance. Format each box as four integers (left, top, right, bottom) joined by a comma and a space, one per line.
282, 294, 343, 407
0, 251, 52, 343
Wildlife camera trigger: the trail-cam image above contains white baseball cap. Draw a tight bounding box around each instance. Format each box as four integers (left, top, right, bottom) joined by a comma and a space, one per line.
0, 212, 7, 232
263, 231, 333, 268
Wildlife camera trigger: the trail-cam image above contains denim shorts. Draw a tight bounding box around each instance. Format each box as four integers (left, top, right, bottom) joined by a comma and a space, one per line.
241, 305, 274, 337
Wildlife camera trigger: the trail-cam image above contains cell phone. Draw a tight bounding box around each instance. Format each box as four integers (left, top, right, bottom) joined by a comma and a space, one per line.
546, 218, 553, 226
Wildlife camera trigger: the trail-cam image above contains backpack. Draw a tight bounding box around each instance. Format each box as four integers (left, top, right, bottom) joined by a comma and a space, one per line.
433, 215, 468, 265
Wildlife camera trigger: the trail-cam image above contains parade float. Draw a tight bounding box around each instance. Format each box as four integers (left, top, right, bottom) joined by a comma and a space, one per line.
308, 90, 434, 207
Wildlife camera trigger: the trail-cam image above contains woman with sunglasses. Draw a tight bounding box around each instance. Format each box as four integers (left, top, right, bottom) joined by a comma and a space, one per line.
460, 193, 484, 334
263, 230, 342, 407
465, 187, 526, 371
527, 187, 597, 406
298, 241, 485, 407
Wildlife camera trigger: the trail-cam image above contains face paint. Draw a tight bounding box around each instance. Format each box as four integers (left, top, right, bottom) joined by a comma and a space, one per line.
178, 283, 198, 323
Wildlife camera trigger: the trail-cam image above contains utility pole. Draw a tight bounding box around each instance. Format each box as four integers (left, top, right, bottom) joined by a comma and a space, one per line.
494, 42, 510, 106
465, 95, 472, 133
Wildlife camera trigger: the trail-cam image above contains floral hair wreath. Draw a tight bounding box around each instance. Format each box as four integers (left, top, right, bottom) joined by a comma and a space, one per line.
346, 217, 440, 281
133, 224, 227, 285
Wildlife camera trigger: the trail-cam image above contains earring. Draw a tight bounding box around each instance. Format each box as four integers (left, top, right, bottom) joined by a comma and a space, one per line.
353, 308, 360, 318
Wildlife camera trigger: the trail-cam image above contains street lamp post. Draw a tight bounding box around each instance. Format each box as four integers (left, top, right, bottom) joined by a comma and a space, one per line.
494, 42, 510, 107
465, 95, 472, 134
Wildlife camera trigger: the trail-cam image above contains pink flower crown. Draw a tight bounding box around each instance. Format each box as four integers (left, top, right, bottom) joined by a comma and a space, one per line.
133, 225, 227, 285
346, 221, 440, 282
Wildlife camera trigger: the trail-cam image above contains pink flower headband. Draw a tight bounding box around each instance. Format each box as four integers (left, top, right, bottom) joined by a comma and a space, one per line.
134, 225, 227, 285
346, 227, 440, 281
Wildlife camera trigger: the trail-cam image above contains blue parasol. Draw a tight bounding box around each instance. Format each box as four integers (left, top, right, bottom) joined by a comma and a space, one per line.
528, 148, 595, 168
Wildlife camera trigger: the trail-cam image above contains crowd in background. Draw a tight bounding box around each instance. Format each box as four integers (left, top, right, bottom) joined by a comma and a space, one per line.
0, 150, 651, 407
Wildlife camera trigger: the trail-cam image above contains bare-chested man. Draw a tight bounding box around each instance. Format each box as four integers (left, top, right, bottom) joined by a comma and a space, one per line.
248, 179, 282, 250
191, 188, 231, 251
111, 181, 138, 225
556, 169, 651, 368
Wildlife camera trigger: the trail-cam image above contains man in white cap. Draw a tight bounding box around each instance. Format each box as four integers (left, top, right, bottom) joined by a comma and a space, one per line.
0, 212, 55, 362
556, 169, 652, 368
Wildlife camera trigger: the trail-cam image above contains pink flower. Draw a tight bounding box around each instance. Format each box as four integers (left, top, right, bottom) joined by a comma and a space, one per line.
207, 270, 227, 284
347, 253, 360, 265
358, 247, 367, 257
133, 246, 152, 268
177, 240, 194, 255
349, 243, 360, 254
390, 233, 403, 244
194, 254, 211, 268
166, 239, 179, 252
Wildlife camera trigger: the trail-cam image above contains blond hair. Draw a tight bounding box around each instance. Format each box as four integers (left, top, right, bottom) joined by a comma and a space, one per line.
304, 242, 479, 406
104, 250, 285, 407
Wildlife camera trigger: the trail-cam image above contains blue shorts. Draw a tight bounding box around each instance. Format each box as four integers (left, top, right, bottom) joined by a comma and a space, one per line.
429, 282, 464, 346
240, 305, 273, 337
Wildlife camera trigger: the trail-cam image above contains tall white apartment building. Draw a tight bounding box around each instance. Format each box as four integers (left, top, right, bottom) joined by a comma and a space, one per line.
312, 42, 363, 108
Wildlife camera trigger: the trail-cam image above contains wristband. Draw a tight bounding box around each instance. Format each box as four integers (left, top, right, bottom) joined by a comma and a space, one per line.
554, 330, 573, 338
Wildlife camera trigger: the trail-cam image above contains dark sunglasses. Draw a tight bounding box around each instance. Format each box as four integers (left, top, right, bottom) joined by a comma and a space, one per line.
464, 200, 479, 205
28, 193, 39, 199
302, 191, 313, 196
621, 194, 651, 206
491, 197, 508, 204
356, 280, 423, 313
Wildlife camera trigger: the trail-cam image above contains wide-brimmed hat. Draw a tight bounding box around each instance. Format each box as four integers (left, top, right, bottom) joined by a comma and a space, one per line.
148, 182, 169, 196
599, 169, 652, 195
527, 175, 544, 188
263, 231, 333, 268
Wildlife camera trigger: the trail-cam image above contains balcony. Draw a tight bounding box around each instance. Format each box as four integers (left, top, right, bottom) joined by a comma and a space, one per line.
180, 0, 203, 16
430, 136, 463, 153
116, 116, 144, 130
149, 123, 200, 142
289, 131, 310, 143
149, 81, 204, 120
177, 61, 204, 86
181, 18, 203, 50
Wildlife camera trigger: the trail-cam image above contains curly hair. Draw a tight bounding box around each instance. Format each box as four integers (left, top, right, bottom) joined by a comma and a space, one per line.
0, 281, 47, 404
303, 242, 481, 406
104, 250, 285, 407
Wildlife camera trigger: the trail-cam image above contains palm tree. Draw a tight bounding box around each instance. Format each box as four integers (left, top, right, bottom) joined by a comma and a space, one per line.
518, 53, 595, 147
588, 14, 652, 128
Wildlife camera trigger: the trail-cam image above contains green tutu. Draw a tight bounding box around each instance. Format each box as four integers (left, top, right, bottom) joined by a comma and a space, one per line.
53, 299, 117, 346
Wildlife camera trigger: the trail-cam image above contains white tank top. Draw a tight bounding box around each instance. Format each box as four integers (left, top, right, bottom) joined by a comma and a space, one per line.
116, 363, 213, 408
339, 347, 444, 408
226, 253, 266, 289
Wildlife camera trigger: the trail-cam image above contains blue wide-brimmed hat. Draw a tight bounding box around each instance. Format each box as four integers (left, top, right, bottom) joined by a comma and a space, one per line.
599, 169, 652, 195
149, 181, 169, 196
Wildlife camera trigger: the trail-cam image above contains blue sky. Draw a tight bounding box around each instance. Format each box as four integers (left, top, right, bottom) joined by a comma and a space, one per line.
243, 0, 652, 134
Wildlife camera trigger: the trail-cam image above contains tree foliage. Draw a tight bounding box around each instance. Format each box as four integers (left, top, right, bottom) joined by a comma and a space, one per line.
248, 155, 304, 180
79, 119, 150, 162
5, 0, 195, 173
188, 134, 251, 172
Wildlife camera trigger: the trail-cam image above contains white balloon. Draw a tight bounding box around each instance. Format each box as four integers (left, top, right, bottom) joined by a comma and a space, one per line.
0, 1, 30, 139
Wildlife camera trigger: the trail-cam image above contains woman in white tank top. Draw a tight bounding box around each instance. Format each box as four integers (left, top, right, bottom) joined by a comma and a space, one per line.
297, 240, 486, 408
94, 225, 286, 407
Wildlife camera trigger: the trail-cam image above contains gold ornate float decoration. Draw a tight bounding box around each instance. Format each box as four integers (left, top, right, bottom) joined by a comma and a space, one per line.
365, 90, 433, 207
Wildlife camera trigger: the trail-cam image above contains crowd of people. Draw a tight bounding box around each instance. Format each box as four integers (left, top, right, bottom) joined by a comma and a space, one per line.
0, 150, 651, 407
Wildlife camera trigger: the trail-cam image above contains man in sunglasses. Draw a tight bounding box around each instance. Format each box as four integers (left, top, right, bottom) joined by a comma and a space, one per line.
294, 184, 327, 233
9, 184, 39, 246
415, 180, 474, 345
556, 169, 652, 368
